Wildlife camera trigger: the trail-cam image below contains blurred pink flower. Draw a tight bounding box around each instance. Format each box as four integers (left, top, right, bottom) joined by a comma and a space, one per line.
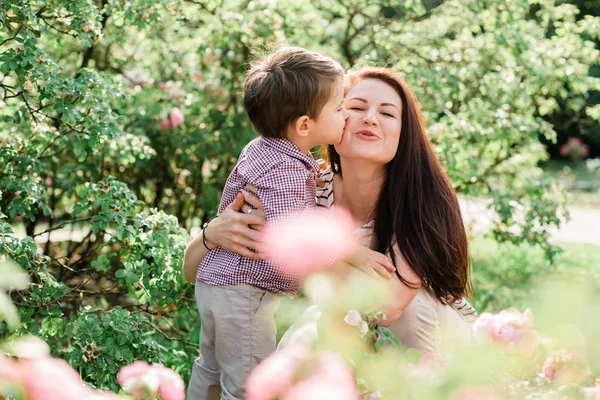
560, 137, 590, 159
169, 107, 184, 128
159, 107, 185, 130
118, 361, 159, 398
118, 360, 153, 384
118, 361, 184, 400
261, 208, 356, 278
0, 355, 23, 391
542, 349, 591, 384
154, 364, 185, 400
472, 308, 540, 356
448, 386, 503, 400
246, 344, 311, 400
20, 357, 87, 400
282, 352, 359, 400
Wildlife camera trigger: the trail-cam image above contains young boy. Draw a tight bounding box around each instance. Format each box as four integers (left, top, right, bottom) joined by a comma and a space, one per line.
186, 46, 347, 400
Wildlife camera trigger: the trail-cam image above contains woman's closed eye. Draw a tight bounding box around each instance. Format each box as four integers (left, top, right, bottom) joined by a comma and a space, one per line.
348, 106, 364, 111
381, 111, 396, 118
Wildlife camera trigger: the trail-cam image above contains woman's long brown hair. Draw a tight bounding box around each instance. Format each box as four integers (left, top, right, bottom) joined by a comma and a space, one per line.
327, 67, 473, 305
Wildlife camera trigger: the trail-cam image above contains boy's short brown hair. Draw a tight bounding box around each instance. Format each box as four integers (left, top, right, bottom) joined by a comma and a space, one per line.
243, 45, 344, 139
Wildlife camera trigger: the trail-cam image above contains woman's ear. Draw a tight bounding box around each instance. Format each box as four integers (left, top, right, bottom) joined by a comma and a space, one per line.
294, 115, 310, 138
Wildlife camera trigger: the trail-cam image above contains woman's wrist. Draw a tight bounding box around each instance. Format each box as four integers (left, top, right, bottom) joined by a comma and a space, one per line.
202, 217, 218, 250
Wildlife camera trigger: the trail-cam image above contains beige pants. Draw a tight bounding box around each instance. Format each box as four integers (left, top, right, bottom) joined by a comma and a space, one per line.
187, 282, 280, 400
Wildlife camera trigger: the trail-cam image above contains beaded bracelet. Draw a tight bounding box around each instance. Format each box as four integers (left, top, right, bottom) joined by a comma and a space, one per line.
202, 217, 217, 251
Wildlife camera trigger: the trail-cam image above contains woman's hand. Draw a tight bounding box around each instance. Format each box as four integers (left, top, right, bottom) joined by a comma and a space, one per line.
182, 189, 267, 282
343, 245, 396, 280
208, 190, 267, 259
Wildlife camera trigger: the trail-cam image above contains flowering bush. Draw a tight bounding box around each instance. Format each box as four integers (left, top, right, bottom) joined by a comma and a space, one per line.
0, 260, 184, 400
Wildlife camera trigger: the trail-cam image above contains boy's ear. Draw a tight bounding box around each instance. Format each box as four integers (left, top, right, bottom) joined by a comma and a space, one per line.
294, 115, 310, 138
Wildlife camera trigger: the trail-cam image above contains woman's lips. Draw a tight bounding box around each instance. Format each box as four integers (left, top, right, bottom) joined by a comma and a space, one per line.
354, 130, 379, 140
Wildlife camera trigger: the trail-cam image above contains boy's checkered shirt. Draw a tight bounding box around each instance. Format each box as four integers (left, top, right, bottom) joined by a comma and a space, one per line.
196, 137, 319, 294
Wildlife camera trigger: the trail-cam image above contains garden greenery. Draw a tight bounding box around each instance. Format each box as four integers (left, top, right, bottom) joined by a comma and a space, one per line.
1, 0, 599, 390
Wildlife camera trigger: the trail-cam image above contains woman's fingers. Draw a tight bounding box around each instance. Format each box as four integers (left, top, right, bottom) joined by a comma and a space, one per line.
240, 203, 266, 219
364, 267, 382, 280
373, 262, 393, 279
375, 253, 396, 272
227, 192, 245, 212
242, 187, 264, 211
234, 245, 265, 260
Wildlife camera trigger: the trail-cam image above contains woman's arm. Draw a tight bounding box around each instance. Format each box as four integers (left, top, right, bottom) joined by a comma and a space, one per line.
378, 245, 421, 326
182, 191, 267, 282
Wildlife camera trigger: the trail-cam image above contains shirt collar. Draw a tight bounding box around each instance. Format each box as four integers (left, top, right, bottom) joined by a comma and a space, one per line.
260, 137, 319, 173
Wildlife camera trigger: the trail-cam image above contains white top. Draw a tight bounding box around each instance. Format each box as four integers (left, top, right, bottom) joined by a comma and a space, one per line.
312, 166, 477, 354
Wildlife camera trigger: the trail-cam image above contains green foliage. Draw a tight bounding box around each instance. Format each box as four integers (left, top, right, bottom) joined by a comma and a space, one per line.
470, 236, 600, 312
0, 0, 599, 390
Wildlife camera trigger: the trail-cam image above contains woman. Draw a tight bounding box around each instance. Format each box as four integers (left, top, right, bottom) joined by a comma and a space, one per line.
184, 67, 476, 354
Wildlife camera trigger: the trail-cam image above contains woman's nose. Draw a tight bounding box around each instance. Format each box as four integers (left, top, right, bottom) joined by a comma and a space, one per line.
362, 110, 378, 126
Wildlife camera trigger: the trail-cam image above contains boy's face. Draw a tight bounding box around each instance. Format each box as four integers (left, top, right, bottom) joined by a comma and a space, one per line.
309, 79, 348, 146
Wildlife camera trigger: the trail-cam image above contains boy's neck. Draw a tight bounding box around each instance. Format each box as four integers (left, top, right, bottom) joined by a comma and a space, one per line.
284, 130, 313, 154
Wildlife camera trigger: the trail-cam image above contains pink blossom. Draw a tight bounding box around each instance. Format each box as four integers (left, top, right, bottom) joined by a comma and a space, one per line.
282, 352, 359, 400
118, 360, 159, 398
154, 364, 185, 400
542, 350, 591, 384
117, 360, 153, 384
0, 355, 23, 389
169, 107, 184, 128
159, 108, 184, 130
20, 357, 87, 400
118, 362, 185, 400
562, 137, 591, 159
160, 119, 172, 130
246, 344, 311, 400
261, 208, 356, 278
472, 308, 539, 356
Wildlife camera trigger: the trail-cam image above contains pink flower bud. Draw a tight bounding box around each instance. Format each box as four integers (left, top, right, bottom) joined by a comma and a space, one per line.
160, 120, 172, 130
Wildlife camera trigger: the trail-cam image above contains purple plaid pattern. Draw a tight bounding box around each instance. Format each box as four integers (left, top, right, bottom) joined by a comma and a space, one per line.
196, 137, 319, 294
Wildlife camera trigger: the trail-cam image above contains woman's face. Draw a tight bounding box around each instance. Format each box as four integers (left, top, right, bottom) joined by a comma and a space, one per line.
335, 78, 402, 166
